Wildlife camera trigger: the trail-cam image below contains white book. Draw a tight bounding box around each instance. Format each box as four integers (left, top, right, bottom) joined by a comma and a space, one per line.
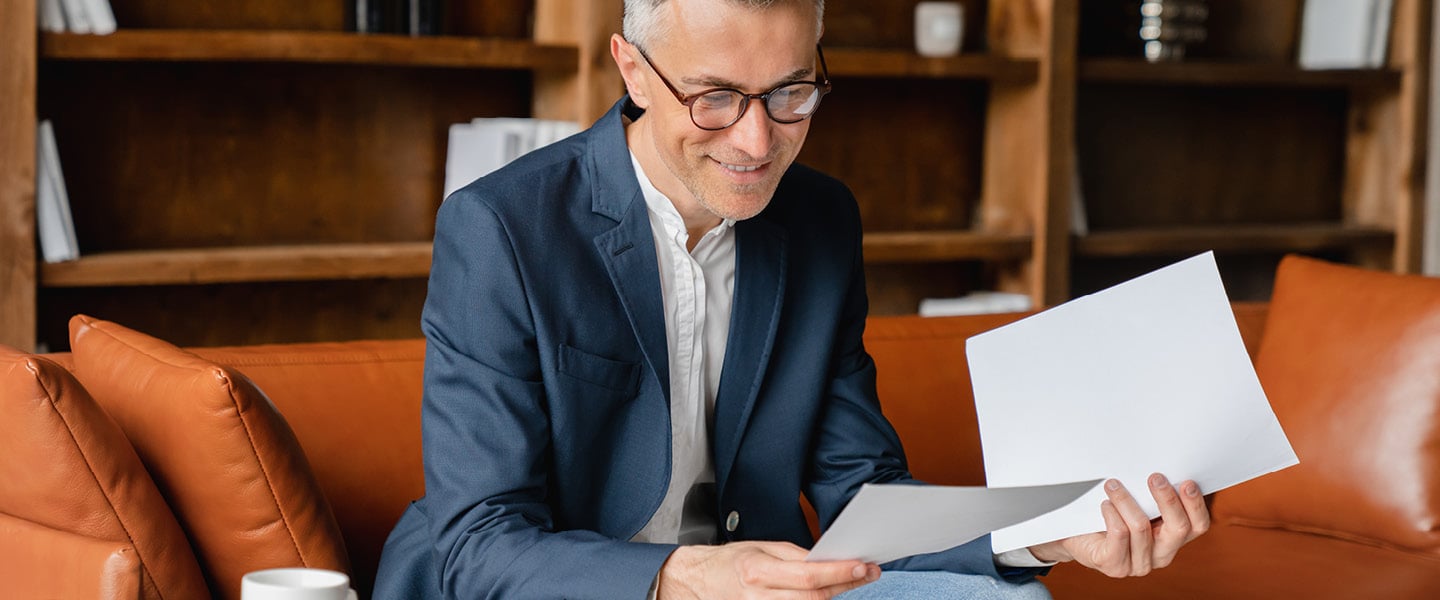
1299, 0, 1375, 69
442, 122, 514, 200
38, 0, 66, 33
36, 120, 79, 263
58, 0, 92, 34
1367, 0, 1395, 68
83, 0, 117, 35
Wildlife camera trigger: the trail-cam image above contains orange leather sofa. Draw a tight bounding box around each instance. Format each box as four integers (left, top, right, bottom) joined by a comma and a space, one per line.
5, 255, 1440, 598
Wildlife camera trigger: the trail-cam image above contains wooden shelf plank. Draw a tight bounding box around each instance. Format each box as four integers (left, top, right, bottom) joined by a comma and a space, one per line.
1079, 59, 1403, 88
41, 30, 579, 69
825, 48, 1039, 82
40, 242, 433, 287
863, 231, 1032, 263
1074, 224, 1395, 257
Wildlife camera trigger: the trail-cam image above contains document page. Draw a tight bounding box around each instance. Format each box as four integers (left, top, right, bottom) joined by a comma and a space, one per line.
967, 252, 1299, 552
806, 479, 1102, 564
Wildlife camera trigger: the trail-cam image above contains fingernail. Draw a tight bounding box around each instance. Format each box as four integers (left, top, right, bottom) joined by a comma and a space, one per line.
869, 567, 881, 582
852, 565, 867, 579
1150, 473, 1168, 488
1106, 479, 1120, 491
1185, 481, 1200, 497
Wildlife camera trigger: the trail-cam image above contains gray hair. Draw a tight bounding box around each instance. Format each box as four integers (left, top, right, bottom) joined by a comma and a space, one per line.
623, 0, 825, 51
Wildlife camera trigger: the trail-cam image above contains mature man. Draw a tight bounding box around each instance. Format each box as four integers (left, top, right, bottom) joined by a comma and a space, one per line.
374, 0, 1209, 598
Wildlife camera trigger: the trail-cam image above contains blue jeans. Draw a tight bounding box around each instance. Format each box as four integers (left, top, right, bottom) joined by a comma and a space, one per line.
835, 571, 1052, 600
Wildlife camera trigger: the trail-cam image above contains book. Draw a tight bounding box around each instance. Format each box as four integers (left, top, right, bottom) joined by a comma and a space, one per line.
38, 0, 66, 33
83, 0, 117, 35
1299, 0, 1394, 69
443, 118, 581, 200
57, 0, 92, 34
36, 120, 79, 263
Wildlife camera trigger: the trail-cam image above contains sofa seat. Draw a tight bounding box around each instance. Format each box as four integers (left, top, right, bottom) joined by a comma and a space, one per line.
1044, 521, 1440, 598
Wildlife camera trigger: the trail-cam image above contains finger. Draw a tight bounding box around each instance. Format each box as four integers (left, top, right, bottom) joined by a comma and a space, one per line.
1105, 478, 1153, 576
756, 541, 813, 562
1098, 498, 1131, 578
816, 568, 882, 598
745, 555, 871, 591
1178, 480, 1211, 540
1147, 473, 1191, 569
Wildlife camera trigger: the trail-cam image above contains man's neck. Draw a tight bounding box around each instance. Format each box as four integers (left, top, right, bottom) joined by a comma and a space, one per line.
624, 115, 723, 250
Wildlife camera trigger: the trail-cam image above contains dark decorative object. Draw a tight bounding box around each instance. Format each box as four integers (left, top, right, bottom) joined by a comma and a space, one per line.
1080, 0, 1209, 62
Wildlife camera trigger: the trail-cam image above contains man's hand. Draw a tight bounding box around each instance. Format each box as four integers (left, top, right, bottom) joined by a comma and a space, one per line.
1028, 473, 1210, 578
657, 541, 880, 599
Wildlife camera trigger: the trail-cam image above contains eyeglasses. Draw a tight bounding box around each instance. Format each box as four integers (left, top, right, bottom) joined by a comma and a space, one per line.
635, 44, 833, 131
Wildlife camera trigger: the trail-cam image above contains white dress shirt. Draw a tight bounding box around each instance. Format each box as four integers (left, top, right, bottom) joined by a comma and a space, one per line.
628, 152, 735, 546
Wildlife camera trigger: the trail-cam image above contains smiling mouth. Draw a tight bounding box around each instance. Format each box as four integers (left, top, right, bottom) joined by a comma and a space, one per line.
720, 161, 764, 173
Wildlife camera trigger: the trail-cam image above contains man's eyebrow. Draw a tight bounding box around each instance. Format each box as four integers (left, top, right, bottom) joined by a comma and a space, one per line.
681, 66, 815, 91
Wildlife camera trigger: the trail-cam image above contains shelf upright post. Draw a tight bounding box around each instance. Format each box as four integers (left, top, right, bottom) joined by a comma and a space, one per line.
983, 0, 1078, 307
533, 0, 625, 124
1, 0, 38, 350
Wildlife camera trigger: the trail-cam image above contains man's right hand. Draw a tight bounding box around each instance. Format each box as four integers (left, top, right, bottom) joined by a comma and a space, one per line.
657, 541, 880, 599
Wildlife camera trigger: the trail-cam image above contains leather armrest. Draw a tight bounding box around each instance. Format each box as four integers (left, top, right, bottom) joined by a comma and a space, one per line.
0, 512, 141, 600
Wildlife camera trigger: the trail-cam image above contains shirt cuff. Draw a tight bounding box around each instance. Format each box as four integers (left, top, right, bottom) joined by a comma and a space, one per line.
646, 573, 659, 600
994, 547, 1058, 568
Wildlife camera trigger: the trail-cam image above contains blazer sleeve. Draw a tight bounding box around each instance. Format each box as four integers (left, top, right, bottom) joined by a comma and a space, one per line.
799, 192, 1043, 583
420, 192, 675, 600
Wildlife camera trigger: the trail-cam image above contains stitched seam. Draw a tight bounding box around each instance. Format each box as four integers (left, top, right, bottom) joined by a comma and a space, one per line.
221, 370, 310, 565
30, 358, 167, 599
1225, 517, 1440, 561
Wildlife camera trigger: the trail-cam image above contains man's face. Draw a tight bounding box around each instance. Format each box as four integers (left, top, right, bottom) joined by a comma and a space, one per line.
629, 0, 820, 222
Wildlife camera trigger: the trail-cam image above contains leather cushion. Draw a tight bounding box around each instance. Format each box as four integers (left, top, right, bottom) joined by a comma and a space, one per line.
1214, 255, 1440, 553
193, 340, 425, 598
0, 345, 207, 600
68, 316, 349, 600
0, 512, 144, 600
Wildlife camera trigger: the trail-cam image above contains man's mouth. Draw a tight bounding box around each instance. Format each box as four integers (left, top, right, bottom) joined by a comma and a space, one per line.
720, 161, 763, 173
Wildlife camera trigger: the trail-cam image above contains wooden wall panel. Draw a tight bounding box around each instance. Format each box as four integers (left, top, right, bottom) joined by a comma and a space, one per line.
865, 263, 987, 316
40, 63, 531, 252
38, 279, 428, 350
823, 0, 989, 52
798, 80, 986, 233
1076, 85, 1347, 229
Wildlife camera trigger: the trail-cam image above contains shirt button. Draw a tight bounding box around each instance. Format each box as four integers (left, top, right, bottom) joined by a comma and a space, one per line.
725, 510, 740, 533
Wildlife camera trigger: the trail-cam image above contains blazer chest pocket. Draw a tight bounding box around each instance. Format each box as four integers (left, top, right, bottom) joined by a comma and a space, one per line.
557, 343, 642, 396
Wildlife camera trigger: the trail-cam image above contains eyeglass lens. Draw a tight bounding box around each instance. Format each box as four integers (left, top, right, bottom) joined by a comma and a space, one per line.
690, 83, 824, 130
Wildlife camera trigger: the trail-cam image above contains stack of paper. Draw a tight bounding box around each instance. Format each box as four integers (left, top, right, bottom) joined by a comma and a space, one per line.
1298, 0, 1394, 69
39, 0, 117, 35
443, 118, 581, 200
37, 120, 79, 263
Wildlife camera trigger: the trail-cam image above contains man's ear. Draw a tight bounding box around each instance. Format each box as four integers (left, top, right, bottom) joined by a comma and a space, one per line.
610, 34, 651, 109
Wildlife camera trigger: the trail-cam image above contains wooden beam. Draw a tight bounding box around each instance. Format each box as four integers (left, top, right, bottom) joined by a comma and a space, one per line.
533, 0, 625, 124
41, 243, 433, 287
1, 0, 37, 350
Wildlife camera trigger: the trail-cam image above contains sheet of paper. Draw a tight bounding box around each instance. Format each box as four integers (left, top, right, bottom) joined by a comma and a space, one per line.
967, 252, 1299, 553
806, 479, 1102, 564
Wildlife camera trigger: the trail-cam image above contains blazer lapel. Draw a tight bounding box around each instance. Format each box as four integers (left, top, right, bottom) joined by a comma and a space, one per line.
713, 216, 787, 491
589, 98, 670, 405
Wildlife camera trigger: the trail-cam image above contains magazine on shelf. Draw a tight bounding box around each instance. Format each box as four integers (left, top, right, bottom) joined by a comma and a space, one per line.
443, 118, 582, 200
45, 0, 116, 35
1298, 0, 1394, 69
37, 120, 80, 263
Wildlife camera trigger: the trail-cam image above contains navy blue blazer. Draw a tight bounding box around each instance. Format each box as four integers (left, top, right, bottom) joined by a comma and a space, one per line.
373, 98, 1013, 599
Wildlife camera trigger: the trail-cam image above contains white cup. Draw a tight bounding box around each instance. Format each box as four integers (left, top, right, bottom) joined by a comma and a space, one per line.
241, 568, 354, 600
915, 1, 965, 57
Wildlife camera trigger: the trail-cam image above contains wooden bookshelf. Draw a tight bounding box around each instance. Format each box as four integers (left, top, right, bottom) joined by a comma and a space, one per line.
40, 243, 433, 287
42, 30, 579, 69
1075, 224, 1396, 258
863, 231, 1031, 263
1079, 59, 1403, 89
823, 48, 1039, 82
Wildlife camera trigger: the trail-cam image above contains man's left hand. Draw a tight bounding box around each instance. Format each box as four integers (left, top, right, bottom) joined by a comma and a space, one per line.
1027, 473, 1210, 577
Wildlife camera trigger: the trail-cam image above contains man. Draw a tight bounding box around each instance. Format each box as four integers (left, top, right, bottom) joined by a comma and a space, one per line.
375, 1, 1210, 598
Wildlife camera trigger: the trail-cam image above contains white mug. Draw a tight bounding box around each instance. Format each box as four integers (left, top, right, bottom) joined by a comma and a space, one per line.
241, 568, 354, 600
915, 1, 965, 57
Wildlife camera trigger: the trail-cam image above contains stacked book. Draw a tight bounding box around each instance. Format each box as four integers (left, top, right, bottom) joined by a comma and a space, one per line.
1298, 0, 1394, 69
38, 0, 117, 35
36, 120, 79, 264
443, 118, 582, 201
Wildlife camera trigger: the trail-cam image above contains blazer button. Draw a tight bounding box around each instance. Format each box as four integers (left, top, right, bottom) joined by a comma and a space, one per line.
725, 510, 740, 533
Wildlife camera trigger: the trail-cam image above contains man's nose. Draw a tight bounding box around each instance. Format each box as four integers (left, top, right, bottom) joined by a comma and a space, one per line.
724, 98, 773, 160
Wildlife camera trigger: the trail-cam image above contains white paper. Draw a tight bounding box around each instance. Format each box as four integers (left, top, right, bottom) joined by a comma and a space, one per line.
806, 479, 1101, 565
968, 252, 1298, 552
